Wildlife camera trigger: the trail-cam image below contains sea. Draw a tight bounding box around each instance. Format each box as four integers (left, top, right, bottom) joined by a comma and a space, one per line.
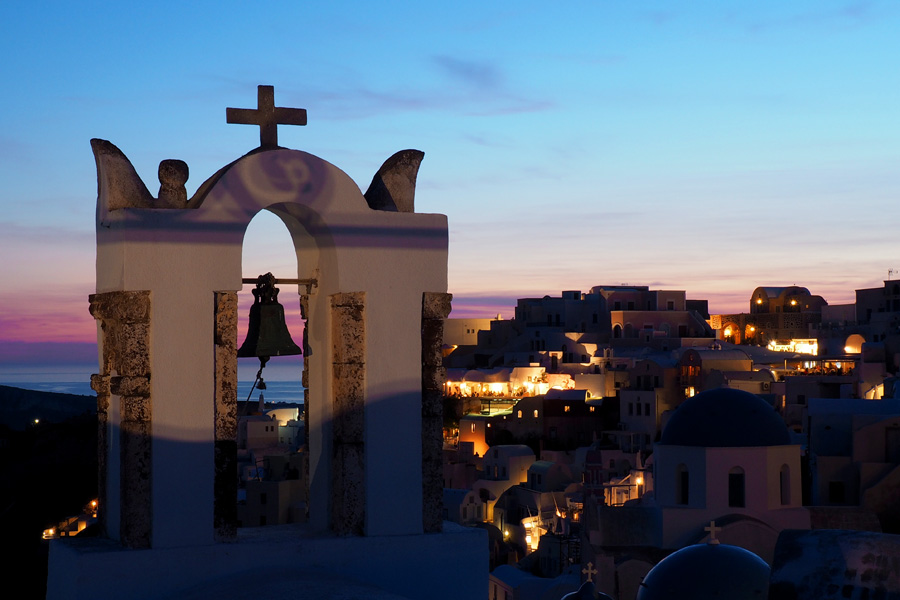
0, 361, 306, 405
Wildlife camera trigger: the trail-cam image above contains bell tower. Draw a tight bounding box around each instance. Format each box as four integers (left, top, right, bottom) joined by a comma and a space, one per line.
48, 86, 485, 600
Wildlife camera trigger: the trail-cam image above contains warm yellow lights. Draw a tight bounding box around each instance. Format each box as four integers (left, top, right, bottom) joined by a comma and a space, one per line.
636, 475, 644, 486
790, 299, 797, 306
844, 335, 865, 354
756, 298, 763, 304
768, 339, 818, 355
521, 515, 545, 551
866, 384, 885, 400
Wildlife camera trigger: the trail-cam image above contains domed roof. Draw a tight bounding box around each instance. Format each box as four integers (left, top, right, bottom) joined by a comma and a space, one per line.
561, 581, 614, 600
660, 388, 790, 447
636, 543, 770, 600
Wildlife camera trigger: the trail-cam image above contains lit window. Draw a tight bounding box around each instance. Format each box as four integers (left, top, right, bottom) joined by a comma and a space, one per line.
534, 410, 539, 418
471, 423, 475, 433
564, 405, 571, 412
517, 410, 522, 419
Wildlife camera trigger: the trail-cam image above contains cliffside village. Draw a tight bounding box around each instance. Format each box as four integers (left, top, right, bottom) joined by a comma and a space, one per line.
225, 281, 900, 599
445, 282, 900, 599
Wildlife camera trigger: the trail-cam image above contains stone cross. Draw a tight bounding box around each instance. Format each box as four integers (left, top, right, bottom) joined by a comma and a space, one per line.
226, 85, 307, 149
582, 562, 598, 583
704, 520, 721, 545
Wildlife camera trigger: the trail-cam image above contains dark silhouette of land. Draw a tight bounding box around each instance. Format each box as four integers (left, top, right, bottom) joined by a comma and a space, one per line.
0, 386, 97, 599
0, 384, 95, 431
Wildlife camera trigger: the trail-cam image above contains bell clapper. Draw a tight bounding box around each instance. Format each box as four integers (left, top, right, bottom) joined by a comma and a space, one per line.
244, 355, 270, 405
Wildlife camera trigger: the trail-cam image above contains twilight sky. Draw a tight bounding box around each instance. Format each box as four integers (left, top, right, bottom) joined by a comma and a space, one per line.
2, 1, 899, 367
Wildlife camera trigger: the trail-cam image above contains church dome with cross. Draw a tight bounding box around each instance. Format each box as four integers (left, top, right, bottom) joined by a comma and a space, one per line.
651, 388, 809, 564
659, 387, 790, 447
635, 541, 770, 600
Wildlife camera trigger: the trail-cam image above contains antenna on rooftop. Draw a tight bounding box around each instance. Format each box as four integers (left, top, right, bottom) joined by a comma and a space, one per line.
889, 269, 895, 281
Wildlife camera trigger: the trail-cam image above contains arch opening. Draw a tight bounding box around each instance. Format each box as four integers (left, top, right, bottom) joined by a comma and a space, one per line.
235, 209, 308, 529
844, 333, 865, 354
238, 210, 305, 389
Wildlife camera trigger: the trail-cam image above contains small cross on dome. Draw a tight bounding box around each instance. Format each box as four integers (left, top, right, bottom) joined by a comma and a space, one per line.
704, 520, 722, 545
582, 561, 598, 582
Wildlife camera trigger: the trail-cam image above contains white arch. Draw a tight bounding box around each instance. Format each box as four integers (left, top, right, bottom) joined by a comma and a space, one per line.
96, 147, 449, 542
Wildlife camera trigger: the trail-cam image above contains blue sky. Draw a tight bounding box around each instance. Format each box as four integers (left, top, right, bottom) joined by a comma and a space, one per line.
1, 1, 899, 366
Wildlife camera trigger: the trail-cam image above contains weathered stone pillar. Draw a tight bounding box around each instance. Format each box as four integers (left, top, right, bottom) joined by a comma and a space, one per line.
89, 291, 152, 549
90, 373, 110, 534
213, 291, 238, 541
422, 292, 452, 533
330, 292, 366, 535
300, 293, 311, 520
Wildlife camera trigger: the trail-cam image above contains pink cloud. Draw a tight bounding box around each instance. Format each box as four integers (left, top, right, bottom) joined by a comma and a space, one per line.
0, 287, 95, 344
0, 341, 97, 365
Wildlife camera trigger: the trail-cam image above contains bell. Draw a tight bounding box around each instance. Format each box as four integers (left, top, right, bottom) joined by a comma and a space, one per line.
238, 273, 302, 360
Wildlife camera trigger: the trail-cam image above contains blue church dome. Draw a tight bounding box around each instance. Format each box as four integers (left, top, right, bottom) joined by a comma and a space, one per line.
659, 388, 790, 447
636, 542, 770, 600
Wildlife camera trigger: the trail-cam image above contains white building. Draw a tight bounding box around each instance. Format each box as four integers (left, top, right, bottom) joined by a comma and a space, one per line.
653, 388, 809, 563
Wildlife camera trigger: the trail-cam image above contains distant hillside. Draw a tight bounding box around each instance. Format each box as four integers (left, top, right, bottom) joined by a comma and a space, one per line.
0, 385, 95, 430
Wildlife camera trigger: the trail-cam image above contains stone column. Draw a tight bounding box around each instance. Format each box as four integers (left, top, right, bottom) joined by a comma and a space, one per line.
89, 290, 152, 549
90, 373, 110, 534
213, 292, 238, 541
422, 292, 452, 533
330, 292, 366, 535
300, 294, 311, 519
